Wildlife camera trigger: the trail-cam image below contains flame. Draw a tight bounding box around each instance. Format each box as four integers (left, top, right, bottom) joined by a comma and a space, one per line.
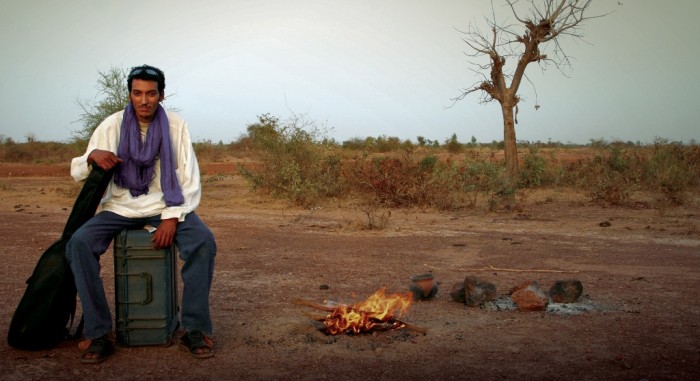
322, 287, 414, 335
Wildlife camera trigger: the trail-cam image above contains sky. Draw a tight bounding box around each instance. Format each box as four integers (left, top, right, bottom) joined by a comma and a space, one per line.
1, 0, 698, 145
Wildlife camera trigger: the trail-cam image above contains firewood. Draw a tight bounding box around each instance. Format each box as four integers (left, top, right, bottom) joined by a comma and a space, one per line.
293, 298, 337, 312
425, 263, 579, 274
390, 320, 427, 335
293, 298, 427, 335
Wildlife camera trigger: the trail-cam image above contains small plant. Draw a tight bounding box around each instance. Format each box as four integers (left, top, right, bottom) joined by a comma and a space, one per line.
510, 144, 567, 188
580, 142, 636, 206
453, 153, 503, 207
359, 201, 392, 230
641, 139, 696, 207
487, 187, 517, 211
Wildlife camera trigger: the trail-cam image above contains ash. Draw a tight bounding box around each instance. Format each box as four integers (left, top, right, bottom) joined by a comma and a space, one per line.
480, 296, 599, 315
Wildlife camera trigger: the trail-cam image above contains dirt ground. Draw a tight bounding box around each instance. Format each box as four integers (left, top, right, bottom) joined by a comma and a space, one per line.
0, 162, 699, 381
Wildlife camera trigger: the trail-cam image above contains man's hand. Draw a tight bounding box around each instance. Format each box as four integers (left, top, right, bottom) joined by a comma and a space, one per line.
153, 218, 178, 249
88, 149, 123, 170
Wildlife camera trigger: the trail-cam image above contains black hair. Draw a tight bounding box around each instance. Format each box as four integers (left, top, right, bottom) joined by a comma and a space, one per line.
127, 65, 166, 94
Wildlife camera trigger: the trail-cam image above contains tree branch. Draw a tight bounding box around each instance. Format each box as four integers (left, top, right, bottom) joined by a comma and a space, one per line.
454, 0, 605, 109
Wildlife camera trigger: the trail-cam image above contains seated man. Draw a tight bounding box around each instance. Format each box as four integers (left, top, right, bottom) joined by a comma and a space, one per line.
67, 65, 216, 363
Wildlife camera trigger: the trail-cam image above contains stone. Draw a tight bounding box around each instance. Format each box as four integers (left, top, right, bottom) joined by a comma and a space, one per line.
511, 284, 549, 311
463, 276, 497, 307
509, 279, 539, 295
548, 280, 583, 303
449, 282, 466, 303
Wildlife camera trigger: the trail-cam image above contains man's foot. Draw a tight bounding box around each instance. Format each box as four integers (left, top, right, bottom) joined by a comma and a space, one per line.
179, 330, 214, 359
80, 335, 114, 364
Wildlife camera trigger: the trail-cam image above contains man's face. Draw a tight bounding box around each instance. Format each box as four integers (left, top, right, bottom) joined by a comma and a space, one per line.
130, 79, 164, 123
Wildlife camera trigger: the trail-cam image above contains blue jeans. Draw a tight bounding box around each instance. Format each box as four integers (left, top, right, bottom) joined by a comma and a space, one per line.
66, 211, 216, 339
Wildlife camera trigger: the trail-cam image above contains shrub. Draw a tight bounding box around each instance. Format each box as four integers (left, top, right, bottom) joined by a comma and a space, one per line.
579, 143, 636, 205
452, 153, 504, 207
518, 146, 566, 188
193, 140, 228, 162
445, 133, 463, 154
346, 154, 416, 207
344, 150, 504, 210
237, 114, 343, 207
640, 139, 698, 206
0, 140, 81, 163
519, 146, 547, 187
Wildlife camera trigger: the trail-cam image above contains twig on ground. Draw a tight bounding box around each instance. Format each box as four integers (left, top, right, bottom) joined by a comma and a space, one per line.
424, 264, 579, 274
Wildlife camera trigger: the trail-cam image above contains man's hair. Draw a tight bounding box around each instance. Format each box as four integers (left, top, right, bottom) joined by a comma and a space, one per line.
127, 65, 166, 94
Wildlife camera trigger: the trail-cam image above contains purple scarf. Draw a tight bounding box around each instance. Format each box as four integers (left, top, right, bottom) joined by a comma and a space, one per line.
114, 103, 184, 206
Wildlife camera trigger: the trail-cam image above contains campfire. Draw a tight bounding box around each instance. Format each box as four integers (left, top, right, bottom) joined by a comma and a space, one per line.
294, 287, 426, 335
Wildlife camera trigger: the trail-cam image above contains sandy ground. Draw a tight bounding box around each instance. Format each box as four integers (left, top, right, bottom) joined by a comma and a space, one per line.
0, 162, 699, 380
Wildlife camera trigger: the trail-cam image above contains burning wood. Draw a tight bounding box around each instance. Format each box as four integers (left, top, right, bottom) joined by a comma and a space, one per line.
294, 287, 426, 335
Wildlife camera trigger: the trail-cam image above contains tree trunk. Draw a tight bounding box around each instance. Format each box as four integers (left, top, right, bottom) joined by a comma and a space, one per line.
501, 103, 518, 190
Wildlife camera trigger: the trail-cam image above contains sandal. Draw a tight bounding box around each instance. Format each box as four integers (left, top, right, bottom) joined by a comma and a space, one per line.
179, 330, 215, 359
80, 335, 114, 364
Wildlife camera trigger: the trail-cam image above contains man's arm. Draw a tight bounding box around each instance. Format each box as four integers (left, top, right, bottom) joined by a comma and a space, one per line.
71, 111, 123, 181
152, 218, 177, 249
88, 149, 123, 170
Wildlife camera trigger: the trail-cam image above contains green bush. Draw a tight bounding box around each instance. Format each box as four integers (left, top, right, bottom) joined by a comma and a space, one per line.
640, 139, 698, 205
237, 114, 343, 207
518, 146, 566, 188
3, 130, 698, 211
344, 150, 504, 210
519, 146, 548, 187
577, 143, 637, 205
561, 139, 699, 207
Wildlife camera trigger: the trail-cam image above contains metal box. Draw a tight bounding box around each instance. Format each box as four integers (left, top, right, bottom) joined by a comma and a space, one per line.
113, 228, 179, 346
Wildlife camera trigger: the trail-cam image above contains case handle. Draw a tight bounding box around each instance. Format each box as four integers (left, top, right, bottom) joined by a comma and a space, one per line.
117, 272, 153, 305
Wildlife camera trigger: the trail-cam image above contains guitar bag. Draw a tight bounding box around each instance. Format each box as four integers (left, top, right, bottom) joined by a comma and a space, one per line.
7, 166, 114, 350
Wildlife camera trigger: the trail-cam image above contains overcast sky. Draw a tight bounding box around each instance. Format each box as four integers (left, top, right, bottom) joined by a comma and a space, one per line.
1, 0, 698, 145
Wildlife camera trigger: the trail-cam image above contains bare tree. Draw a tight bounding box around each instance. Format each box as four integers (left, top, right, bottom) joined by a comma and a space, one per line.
24, 132, 37, 143
454, 0, 605, 189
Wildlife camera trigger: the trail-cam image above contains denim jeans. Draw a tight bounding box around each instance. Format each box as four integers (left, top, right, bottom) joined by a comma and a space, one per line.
66, 211, 216, 339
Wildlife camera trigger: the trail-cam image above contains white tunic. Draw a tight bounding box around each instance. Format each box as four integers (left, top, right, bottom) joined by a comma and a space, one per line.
71, 110, 201, 222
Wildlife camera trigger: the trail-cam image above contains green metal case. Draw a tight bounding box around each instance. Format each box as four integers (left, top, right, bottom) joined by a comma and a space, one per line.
113, 228, 179, 346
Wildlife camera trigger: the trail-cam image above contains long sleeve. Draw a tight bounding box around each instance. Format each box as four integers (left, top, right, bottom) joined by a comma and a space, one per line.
70, 112, 122, 182
69, 110, 202, 220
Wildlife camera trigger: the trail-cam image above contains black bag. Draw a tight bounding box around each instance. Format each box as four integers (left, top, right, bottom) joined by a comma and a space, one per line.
7, 166, 114, 350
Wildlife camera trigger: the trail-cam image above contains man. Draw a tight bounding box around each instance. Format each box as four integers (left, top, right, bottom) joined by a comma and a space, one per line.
67, 65, 216, 363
